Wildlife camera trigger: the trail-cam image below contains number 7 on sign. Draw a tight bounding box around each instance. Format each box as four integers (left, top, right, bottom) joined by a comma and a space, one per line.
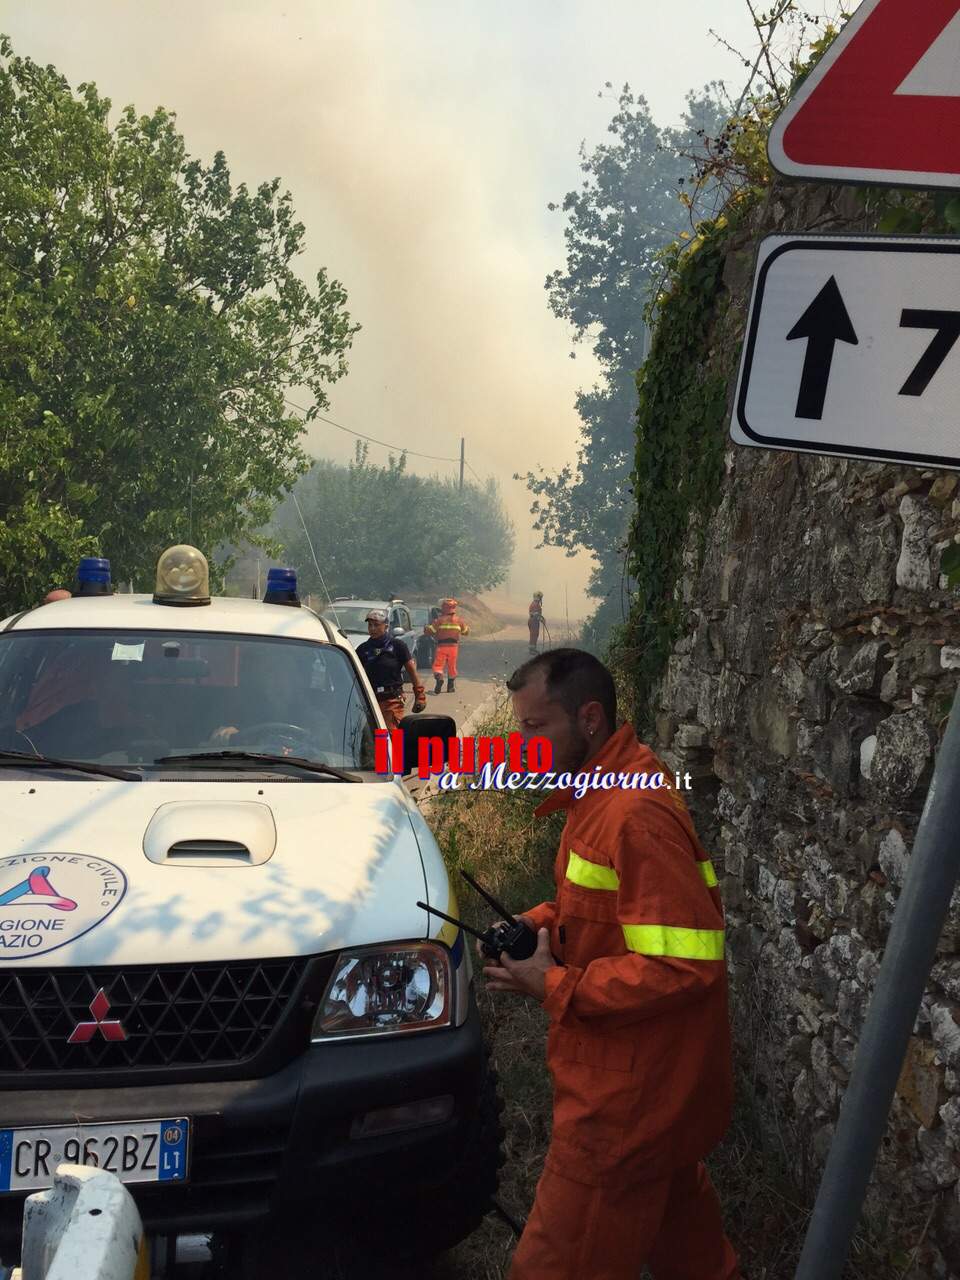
899, 310, 960, 397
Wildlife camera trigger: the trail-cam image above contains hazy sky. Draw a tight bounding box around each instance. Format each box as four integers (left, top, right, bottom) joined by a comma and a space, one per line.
5, 0, 763, 618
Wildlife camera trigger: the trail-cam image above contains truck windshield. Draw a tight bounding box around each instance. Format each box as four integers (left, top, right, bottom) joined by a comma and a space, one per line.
321, 606, 375, 634
0, 631, 378, 772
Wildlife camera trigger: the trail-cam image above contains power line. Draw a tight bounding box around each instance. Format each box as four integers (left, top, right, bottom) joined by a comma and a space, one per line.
283, 398, 462, 465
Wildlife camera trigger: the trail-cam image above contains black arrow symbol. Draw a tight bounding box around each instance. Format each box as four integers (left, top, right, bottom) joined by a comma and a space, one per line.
786, 276, 858, 420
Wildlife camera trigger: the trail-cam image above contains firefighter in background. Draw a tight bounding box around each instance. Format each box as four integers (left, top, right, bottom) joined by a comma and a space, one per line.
528, 591, 544, 655
425, 597, 470, 694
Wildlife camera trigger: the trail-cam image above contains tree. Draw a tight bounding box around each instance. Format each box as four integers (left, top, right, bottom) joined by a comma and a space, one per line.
518, 85, 727, 643
0, 37, 357, 608
274, 443, 514, 599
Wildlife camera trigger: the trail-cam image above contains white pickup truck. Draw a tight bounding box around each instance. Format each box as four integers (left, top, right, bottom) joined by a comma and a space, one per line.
0, 548, 501, 1271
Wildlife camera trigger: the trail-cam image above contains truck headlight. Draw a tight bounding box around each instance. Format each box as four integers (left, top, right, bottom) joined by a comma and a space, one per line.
312, 942, 452, 1038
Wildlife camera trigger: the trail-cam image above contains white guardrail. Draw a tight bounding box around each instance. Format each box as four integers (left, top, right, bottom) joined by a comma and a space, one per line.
11, 1165, 147, 1280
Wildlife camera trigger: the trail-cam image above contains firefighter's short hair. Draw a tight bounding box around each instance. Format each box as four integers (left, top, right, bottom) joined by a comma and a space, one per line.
506, 648, 616, 732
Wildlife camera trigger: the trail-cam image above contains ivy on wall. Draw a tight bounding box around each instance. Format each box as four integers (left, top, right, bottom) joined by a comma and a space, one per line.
607, 14, 960, 729
615, 214, 739, 731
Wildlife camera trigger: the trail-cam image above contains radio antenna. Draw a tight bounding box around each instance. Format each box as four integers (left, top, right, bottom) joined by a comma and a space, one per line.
416, 901, 489, 946
291, 489, 338, 624
460, 870, 517, 925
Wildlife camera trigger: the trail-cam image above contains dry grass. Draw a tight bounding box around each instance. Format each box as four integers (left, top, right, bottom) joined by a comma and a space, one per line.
712, 960, 939, 1280
423, 712, 926, 1280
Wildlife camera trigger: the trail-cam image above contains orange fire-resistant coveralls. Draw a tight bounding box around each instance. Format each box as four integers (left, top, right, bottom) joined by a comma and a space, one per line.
509, 723, 739, 1280
528, 598, 543, 647
424, 607, 469, 679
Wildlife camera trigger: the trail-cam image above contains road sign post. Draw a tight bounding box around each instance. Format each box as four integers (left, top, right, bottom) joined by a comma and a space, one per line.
794, 686, 960, 1280
735, 4, 960, 1274
732, 230, 960, 1274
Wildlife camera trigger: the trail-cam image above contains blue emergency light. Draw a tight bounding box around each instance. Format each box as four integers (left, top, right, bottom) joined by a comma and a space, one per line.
263, 567, 300, 607
75, 557, 112, 596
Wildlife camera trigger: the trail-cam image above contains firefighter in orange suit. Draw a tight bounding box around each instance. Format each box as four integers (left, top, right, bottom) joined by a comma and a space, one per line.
484, 648, 739, 1280
425, 597, 469, 695
528, 591, 544, 654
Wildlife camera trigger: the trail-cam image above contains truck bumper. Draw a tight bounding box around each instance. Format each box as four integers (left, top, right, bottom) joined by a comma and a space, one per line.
0, 999, 486, 1239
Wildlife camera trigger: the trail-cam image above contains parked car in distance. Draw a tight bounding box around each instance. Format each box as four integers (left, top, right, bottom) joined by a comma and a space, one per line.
320, 599, 419, 681
408, 605, 437, 670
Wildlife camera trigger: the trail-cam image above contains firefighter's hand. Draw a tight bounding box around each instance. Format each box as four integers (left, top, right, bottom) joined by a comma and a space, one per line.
482, 928, 555, 1001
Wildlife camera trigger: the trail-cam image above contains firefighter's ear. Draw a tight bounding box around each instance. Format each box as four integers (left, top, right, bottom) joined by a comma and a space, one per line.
578, 699, 605, 740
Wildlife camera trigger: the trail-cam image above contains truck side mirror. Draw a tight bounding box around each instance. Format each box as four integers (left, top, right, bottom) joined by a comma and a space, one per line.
398, 714, 457, 775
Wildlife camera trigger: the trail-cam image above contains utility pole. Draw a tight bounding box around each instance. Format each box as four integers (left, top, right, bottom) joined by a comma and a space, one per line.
459, 437, 465, 492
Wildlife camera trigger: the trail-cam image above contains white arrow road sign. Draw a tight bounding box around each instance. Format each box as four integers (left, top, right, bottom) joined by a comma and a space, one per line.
732, 235, 960, 471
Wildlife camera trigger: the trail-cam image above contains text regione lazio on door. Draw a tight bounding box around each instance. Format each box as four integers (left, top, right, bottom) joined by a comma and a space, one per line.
731, 235, 960, 472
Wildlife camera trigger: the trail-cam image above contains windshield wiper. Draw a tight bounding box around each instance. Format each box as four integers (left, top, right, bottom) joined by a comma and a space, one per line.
0, 749, 141, 782
153, 751, 362, 781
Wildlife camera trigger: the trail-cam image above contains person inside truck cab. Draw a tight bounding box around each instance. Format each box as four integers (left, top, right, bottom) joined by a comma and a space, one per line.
12, 644, 160, 759
208, 644, 320, 747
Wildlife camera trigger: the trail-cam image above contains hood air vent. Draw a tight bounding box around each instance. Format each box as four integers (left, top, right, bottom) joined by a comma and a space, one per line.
167, 840, 251, 862
144, 802, 276, 867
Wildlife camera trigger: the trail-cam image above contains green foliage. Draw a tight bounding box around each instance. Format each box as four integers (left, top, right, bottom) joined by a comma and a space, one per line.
942, 542, 960, 589
274, 442, 515, 599
609, 13, 852, 728
544, 86, 727, 369
618, 217, 738, 731
862, 185, 960, 238
518, 87, 728, 640
0, 36, 357, 607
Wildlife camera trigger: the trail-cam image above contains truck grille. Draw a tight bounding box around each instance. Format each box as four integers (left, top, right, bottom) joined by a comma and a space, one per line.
0, 959, 309, 1074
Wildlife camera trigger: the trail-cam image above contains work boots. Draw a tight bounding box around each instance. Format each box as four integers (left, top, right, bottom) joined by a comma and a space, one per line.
433, 674, 443, 695
447, 678, 456, 693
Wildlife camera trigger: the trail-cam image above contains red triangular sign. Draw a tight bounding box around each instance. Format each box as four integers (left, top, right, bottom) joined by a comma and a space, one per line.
769, 0, 960, 187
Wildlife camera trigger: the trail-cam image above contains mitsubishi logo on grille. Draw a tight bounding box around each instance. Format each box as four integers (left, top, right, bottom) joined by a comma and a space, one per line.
67, 989, 127, 1044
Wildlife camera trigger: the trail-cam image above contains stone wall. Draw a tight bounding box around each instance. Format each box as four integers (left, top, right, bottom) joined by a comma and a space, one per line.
652, 182, 960, 1274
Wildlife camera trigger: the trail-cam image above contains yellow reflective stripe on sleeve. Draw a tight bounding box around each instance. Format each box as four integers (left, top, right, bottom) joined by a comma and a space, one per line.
698, 859, 718, 888
622, 924, 724, 960
565, 850, 620, 891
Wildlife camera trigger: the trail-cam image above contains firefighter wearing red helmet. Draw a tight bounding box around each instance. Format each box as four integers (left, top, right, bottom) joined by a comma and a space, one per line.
425, 597, 470, 694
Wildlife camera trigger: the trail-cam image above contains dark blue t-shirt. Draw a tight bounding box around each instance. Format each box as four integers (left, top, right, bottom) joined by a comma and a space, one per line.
356, 635, 412, 693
